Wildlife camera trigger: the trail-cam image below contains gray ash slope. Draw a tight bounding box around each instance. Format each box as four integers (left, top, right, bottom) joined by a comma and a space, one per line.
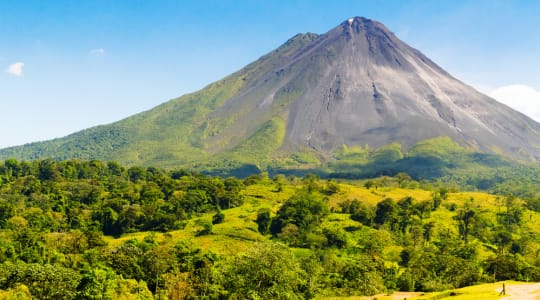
2, 17, 540, 165
209, 16, 540, 160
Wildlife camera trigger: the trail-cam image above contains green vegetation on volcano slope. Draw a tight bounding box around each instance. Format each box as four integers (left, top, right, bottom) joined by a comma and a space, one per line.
0, 71, 246, 166
0, 33, 323, 169
3, 107, 540, 196
1, 159, 540, 298
267, 137, 540, 198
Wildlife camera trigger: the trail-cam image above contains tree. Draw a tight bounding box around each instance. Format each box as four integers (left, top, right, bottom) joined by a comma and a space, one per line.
423, 222, 436, 243
397, 196, 419, 234
77, 267, 119, 299
493, 230, 513, 255
270, 191, 329, 246
0, 262, 81, 299
222, 242, 307, 299
431, 187, 449, 210
140, 182, 165, 204
3, 158, 21, 179
256, 208, 272, 234
38, 159, 60, 181
106, 161, 125, 177
374, 198, 397, 228
181, 189, 211, 214
94, 206, 120, 236
0, 201, 15, 228
218, 177, 245, 209
195, 219, 213, 236
142, 245, 176, 294
454, 201, 480, 245
349, 202, 375, 227
485, 254, 523, 281
341, 256, 385, 295
323, 227, 348, 249
303, 174, 320, 193
498, 195, 523, 229
106, 241, 145, 281
127, 166, 147, 182
395, 172, 411, 187
364, 180, 376, 189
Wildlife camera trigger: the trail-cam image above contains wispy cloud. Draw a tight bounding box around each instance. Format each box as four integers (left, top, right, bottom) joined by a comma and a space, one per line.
489, 84, 540, 122
7, 62, 24, 76
89, 48, 106, 56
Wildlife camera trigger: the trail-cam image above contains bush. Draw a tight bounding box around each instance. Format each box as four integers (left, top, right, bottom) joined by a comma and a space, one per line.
212, 212, 225, 225
323, 228, 348, 249
196, 219, 213, 236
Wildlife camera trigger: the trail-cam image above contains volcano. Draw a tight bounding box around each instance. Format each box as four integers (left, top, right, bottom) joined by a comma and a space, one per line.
2, 17, 540, 168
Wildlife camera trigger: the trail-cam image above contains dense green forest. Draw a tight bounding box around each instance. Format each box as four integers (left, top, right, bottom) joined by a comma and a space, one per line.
1, 158, 540, 299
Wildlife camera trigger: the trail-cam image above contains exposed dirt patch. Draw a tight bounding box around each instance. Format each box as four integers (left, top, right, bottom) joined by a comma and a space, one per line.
498, 282, 540, 300
358, 292, 423, 299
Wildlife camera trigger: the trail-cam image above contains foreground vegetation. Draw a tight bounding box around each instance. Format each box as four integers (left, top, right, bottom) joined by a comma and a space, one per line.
1, 158, 540, 299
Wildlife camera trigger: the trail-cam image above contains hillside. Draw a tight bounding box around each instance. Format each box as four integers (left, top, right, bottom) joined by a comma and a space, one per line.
1, 159, 540, 298
2, 17, 540, 170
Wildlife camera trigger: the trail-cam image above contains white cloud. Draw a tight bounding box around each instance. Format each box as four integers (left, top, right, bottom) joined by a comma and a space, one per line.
6, 62, 24, 76
489, 84, 540, 122
89, 48, 106, 56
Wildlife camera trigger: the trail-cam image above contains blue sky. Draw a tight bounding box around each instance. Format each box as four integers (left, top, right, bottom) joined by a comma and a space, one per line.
2, 0, 540, 148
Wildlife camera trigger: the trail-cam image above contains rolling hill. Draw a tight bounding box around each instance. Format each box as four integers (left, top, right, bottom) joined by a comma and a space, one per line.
1, 161, 539, 298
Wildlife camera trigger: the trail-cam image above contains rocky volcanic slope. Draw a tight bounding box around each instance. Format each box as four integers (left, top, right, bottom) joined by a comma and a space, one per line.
2, 17, 540, 167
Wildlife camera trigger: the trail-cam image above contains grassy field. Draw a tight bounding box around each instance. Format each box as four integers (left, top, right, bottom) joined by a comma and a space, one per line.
101, 178, 534, 253
97, 180, 539, 289
322, 281, 540, 299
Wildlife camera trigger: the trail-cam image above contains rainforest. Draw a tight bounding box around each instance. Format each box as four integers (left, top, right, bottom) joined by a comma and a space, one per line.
1, 158, 540, 299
